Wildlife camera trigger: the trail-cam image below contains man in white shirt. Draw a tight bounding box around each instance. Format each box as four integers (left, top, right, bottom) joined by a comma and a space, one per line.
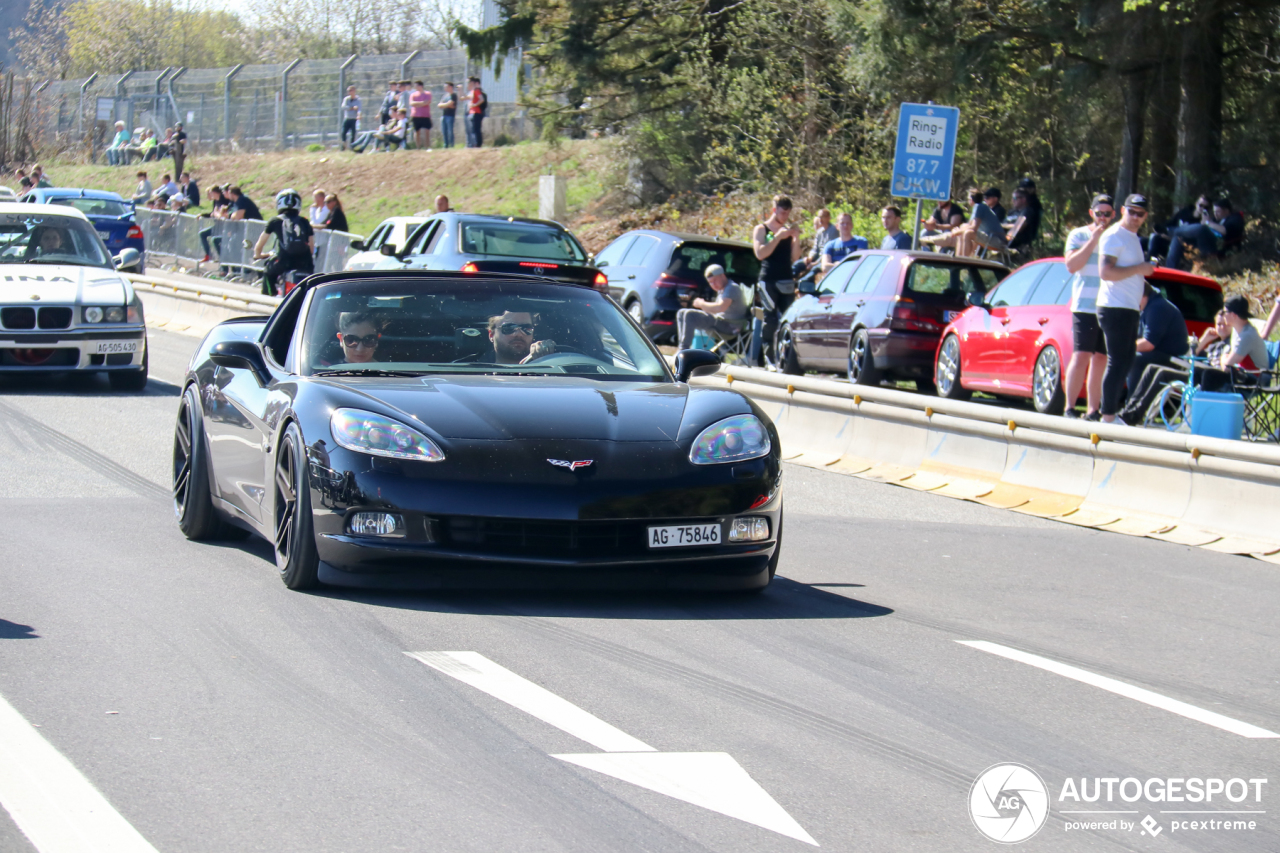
1061, 193, 1115, 419
308, 189, 331, 228
1097, 193, 1155, 423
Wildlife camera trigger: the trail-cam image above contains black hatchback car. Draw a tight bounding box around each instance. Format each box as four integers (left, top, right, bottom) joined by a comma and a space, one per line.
593, 230, 761, 343
776, 250, 1007, 389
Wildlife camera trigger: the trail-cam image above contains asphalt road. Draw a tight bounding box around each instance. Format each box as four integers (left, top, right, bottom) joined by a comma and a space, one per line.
1, 328, 1277, 853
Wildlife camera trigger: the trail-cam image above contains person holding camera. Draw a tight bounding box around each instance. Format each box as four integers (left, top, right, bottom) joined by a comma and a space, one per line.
752, 195, 803, 367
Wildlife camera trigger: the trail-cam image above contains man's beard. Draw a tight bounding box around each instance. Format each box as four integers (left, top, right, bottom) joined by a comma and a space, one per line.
495, 337, 530, 363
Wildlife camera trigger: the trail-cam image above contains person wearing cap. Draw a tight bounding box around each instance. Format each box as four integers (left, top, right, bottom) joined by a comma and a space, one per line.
1131, 280, 1188, 390
1061, 193, 1115, 418
1097, 193, 1156, 423
105, 121, 131, 166
676, 263, 749, 350
1216, 295, 1270, 374
983, 188, 1006, 222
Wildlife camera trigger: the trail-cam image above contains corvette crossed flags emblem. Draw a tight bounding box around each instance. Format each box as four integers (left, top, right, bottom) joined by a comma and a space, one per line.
548, 459, 593, 470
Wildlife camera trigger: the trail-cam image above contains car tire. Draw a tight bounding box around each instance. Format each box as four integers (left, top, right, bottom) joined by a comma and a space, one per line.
626, 298, 645, 327
1032, 345, 1066, 415
109, 346, 148, 392
173, 386, 227, 541
935, 334, 972, 400
778, 325, 802, 376
847, 329, 882, 386
274, 422, 320, 590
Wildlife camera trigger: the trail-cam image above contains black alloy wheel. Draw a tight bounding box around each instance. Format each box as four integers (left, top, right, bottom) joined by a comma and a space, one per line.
777, 325, 802, 376
173, 386, 227, 540
847, 329, 882, 385
935, 334, 972, 400
274, 422, 320, 589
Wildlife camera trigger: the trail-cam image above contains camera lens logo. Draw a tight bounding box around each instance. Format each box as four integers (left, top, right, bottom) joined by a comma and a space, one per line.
969, 763, 1050, 843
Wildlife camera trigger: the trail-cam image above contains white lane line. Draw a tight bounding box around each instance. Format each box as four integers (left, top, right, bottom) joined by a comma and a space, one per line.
0, 691, 160, 853
958, 640, 1280, 739
405, 651, 655, 752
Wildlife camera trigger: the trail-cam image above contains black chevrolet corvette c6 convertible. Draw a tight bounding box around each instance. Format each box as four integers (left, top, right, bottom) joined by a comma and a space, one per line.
172, 271, 783, 591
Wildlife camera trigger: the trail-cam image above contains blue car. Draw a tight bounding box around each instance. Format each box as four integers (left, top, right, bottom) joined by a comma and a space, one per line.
22, 188, 145, 273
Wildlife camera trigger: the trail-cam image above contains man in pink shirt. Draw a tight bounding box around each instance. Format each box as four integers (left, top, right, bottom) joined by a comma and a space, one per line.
409, 80, 433, 150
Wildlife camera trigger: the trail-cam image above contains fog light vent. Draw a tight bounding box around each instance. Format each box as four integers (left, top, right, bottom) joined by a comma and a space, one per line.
348, 512, 404, 538
728, 517, 770, 542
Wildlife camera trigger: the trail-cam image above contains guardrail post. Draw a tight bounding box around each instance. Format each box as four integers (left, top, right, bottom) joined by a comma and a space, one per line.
223, 64, 243, 152
77, 72, 98, 139
279, 58, 301, 148
338, 54, 358, 141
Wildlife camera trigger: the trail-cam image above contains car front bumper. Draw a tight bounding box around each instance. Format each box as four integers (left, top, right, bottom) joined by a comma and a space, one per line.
0, 327, 146, 371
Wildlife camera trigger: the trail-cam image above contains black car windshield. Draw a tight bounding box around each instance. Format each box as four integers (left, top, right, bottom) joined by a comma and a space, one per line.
666, 242, 761, 285
459, 221, 586, 262
303, 279, 669, 380
48, 197, 133, 218
0, 213, 114, 268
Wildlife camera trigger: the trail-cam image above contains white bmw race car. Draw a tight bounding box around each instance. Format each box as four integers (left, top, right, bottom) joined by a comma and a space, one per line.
0, 202, 148, 390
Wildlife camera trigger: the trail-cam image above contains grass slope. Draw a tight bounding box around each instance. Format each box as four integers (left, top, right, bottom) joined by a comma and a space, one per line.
41, 140, 614, 239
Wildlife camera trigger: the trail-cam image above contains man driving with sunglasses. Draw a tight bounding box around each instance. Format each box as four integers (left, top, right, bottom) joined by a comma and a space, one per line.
487, 311, 557, 364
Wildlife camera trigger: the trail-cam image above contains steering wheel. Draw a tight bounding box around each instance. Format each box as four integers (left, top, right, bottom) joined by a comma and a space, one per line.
525, 345, 585, 362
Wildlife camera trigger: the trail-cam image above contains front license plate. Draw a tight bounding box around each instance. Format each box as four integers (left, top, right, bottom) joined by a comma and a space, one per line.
647, 523, 721, 548
944, 310, 960, 322
90, 341, 138, 354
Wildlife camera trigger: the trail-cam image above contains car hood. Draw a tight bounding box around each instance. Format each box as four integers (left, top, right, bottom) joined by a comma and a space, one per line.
345, 252, 404, 272
312, 376, 753, 443
0, 264, 131, 304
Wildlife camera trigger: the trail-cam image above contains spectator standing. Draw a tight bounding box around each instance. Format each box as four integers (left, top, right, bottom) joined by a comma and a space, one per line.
435, 194, 451, 212
880, 206, 913, 249
676, 264, 749, 349
821, 213, 868, 272
1097, 193, 1155, 423
1061, 193, 1114, 419
227, 186, 262, 221
322, 194, 347, 233
380, 81, 399, 126
171, 123, 187, 177
439, 82, 458, 148
253, 188, 314, 297
466, 77, 487, 148
983, 188, 1006, 222
1165, 198, 1244, 270
1130, 281, 1189, 390
132, 171, 153, 206
199, 184, 230, 263
752, 195, 803, 366
308, 189, 331, 228
397, 80, 413, 118
340, 86, 361, 150
180, 172, 199, 207
409, 81, 433, 150
32, 165, 51, 188
106, 121, 130, 166
806, 209, 839, 271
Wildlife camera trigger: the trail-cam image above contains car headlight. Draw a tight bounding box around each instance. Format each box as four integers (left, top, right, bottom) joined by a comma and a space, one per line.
83, 306, 103, 323
689, 414, 771, 465
330, 408, 445, 462
105, 306, 126, 323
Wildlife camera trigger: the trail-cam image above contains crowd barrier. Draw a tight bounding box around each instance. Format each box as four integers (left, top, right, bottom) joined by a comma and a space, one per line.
135, 209, 360, 279
694, 366, 1280, 562
128, 272, 278, 336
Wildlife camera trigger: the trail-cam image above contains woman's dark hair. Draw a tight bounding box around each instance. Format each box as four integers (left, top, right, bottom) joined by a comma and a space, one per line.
338, 311, 379, 332
325, 193, 343, 211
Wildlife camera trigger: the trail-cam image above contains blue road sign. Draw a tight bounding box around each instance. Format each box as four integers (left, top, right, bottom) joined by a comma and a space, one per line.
891, 103, 960, 201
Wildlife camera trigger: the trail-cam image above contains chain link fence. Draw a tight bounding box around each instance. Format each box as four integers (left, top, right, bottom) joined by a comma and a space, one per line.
41, 47, 530, 159
136, 209, 360, 282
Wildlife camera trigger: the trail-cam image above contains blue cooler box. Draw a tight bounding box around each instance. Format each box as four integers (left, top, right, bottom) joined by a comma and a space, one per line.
1187, 391, 1244, 440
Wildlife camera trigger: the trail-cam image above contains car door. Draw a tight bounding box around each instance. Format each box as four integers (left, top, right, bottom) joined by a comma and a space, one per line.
793, 258, 858, 364
967, 263, 1046, 382
400, 221, 442, 269
202, 355, 274, 523
824, 254, 889, 361
1010, 262, 1073, 391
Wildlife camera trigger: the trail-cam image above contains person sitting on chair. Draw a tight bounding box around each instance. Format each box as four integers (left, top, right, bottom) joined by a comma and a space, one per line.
676, 264, 749, 350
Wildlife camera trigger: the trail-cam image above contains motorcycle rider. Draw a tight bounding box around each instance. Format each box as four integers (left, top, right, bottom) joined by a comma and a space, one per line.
253, 188, 315, 296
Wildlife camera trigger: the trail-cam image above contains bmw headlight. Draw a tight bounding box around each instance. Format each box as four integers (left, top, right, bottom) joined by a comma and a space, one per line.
689, 414, 771, 465
83, 306, 103, 323
330, 408, 445, 461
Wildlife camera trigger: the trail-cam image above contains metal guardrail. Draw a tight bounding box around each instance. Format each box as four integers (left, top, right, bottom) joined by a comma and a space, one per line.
135, 209, 360, 281
126, 273, 280, 312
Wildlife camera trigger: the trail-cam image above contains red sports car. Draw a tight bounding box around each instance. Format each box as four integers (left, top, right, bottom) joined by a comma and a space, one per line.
933, 258, 1223, 413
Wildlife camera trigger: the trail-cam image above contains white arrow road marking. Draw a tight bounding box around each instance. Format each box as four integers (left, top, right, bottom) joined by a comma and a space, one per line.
959, 640, 1280, 739
407, 651, 817, 845
0, 691, 160, 853
406, 651, 654, 752
554, 752, 818, 846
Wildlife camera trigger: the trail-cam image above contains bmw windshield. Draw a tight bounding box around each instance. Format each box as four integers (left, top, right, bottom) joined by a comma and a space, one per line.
303, 279, 669, 381
48, 197, 133, 218
0, 213, 115, 269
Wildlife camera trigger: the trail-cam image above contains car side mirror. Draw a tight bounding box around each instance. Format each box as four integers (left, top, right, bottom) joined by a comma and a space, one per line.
349, 239, 365, 252
674, 348, 722, 383
114, 247, 141, 272
966, 291, 988, 310
798, 277, 817, 295
379, 243, 397, 256
209, 340, 272, 386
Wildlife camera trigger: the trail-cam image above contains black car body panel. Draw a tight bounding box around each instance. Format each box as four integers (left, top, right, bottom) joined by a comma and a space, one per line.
182, 271, 782, 589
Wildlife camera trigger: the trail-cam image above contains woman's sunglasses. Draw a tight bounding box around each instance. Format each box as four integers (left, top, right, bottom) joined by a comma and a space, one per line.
339, 333, 379, 348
